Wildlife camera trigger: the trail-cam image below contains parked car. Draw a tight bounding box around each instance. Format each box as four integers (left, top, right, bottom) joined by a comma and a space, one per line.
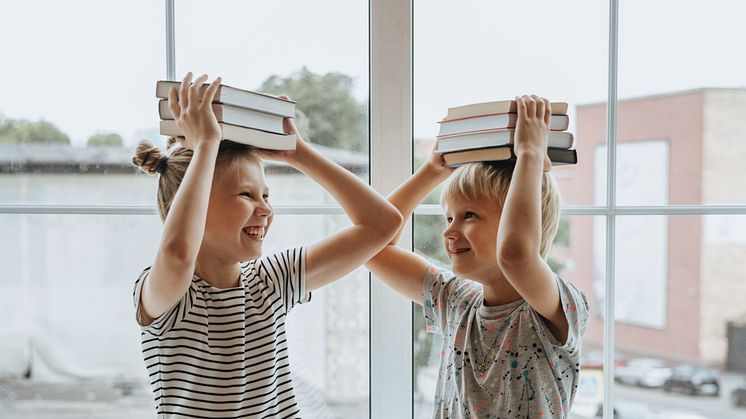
732, 378, 746, 407
662, 364, 720, 397
615, 357, 670, 387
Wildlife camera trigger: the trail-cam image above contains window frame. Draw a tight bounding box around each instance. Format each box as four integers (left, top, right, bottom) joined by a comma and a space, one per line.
2, 1, 746, 418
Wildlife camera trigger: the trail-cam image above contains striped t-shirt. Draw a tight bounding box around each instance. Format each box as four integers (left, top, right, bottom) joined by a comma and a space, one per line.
133, 247, 309, 418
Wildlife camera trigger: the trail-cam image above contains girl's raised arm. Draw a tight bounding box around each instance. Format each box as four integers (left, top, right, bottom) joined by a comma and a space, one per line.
138, 73, 222, 324
256, 115, 402, 292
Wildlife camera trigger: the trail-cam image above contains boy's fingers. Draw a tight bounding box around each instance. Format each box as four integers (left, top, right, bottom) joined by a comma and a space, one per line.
202, 76, 222, 108
283, 117, 298, 135
515, 96, 526, 116
179, 72, 192, 114
188, 74, 208, 109
168, 86, 180, 119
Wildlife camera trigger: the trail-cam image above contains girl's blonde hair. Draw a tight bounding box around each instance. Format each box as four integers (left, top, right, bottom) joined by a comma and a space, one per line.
440, 162, 561, 259
131, 137, 261, 221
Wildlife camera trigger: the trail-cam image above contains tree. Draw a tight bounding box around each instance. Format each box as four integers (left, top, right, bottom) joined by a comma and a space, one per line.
258, 67, 367, 152
87, 132, 123, 147
0, 118, 70, 145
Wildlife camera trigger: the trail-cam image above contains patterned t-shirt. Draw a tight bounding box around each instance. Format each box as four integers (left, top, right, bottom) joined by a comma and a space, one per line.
422, 266, 590, 419
133, 247, 309, 418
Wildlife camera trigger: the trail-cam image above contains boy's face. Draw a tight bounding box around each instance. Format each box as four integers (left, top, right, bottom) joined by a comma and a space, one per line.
442, 195, 502, 282
203, 159, 273, 262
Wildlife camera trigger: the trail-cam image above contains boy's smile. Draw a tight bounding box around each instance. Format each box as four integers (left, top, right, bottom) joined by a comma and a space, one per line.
442, 195, 502, 282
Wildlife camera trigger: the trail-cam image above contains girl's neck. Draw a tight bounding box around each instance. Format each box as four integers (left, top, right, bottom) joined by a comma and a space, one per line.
195, 254, 242, 289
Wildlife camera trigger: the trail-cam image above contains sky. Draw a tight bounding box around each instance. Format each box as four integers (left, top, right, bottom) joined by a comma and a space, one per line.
1, 0, 745, 147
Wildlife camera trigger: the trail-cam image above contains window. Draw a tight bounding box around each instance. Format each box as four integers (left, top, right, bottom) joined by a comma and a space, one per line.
2, 1, 745, 418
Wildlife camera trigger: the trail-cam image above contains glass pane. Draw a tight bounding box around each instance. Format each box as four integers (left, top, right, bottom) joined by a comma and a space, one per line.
414, 0, 608, 206
616, 1, 746, 205
0, 214, 368, 419
413, 214, 605, 418
611, 215, 746, 418
176, 0, 369, 205
0, 0, 164, 206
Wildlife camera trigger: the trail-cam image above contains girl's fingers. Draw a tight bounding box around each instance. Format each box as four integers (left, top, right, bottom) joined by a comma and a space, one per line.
201, 76, 222, 108
179, 72, 192, 114
188, 74, 208, 109
168, 86, 180, 119
524, 95, 537, 117
533, 95, 545, 119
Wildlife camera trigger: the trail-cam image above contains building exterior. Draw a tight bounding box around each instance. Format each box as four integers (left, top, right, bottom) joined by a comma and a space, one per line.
559, 88, 746, 366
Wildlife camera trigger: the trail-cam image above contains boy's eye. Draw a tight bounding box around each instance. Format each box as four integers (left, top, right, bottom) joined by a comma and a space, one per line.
464, 211, 475, 219
263, 195, 270, 201
446, 217, 453, 223
240, 192, 252, 198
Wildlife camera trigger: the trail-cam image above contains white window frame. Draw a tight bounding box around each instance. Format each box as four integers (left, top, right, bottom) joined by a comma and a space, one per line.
3, 1, 746, 418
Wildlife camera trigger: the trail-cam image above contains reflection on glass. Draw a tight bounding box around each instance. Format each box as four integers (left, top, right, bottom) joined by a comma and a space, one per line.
0, 214, 368, 418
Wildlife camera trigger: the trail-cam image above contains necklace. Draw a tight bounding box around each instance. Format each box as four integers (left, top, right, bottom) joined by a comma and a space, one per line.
475, 317, 509, 376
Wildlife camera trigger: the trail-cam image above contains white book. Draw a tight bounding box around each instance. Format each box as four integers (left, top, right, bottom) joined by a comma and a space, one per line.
156, 80, 296, 118
436, 129, 574, 154
159, 100, 285, 134
159, 120, 295, 151
438, 113, 569, 137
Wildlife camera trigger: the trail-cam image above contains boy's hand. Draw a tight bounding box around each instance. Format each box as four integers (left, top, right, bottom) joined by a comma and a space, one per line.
168, 72, 222, 150
514, 95, 552, 172
253, 95, 309, 166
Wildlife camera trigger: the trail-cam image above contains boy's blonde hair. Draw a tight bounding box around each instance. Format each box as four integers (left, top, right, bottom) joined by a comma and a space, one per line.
440, 162, 561, 259
131, 137, 261, 222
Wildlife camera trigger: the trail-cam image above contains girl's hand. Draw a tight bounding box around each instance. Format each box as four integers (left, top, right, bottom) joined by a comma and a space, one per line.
423, 139, 455, 180
253, 95, 309, 166
168, 72, 223, 150
515, 95, 552, 172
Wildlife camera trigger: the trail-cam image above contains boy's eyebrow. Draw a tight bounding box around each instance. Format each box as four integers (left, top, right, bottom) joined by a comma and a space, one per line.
238, 183, 270, 192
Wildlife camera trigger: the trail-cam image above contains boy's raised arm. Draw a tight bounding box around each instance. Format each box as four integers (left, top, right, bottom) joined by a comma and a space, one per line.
496, 95, 568, 343
365, 148, 454, 304
255, 114, 402, 292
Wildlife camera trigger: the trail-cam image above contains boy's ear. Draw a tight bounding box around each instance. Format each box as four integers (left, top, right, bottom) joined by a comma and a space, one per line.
543, 154, 552, 172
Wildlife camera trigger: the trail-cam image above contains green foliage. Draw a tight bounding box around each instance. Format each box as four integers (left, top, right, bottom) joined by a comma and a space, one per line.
258, 67, 367, 152
87, 132, 123, 147
0, 118, 70, 145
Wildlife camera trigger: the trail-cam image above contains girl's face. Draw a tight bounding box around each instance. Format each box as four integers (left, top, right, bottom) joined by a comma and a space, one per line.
203, 158, 273, 262
441, 195, 502, 282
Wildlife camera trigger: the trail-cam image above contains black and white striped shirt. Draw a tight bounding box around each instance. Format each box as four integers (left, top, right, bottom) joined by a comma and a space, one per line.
133, 247, 309, 418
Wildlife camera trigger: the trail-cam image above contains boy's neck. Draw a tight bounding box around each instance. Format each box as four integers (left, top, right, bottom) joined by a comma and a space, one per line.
480, 274, 523, 307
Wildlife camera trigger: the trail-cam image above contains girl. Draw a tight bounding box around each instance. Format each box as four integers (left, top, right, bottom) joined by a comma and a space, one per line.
130, 72, 402, 418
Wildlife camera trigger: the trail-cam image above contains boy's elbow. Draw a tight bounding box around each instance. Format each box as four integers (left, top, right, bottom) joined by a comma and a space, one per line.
496, 240, 536, 270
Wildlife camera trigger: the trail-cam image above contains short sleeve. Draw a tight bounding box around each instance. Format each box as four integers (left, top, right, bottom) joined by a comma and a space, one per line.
530, 274, 590, 356
421, 266, 468, 334
252, 246, 309, 314
132, 267, 197, 336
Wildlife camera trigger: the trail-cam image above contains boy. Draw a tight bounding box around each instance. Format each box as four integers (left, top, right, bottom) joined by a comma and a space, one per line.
367, 95, 589, 417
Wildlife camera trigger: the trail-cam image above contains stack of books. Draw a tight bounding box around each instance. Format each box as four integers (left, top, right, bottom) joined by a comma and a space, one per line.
435, 100, 577, 167
156, 80, 297, 150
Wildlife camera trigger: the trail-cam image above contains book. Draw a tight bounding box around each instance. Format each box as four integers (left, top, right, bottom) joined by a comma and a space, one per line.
159, 120, 295, 150
438, 113, 569, 136
436, 129, 574, 153
156, 80, 296, 118
158, 100, 285, 135
442, 146, 577, 168
444, 100, 568, 121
